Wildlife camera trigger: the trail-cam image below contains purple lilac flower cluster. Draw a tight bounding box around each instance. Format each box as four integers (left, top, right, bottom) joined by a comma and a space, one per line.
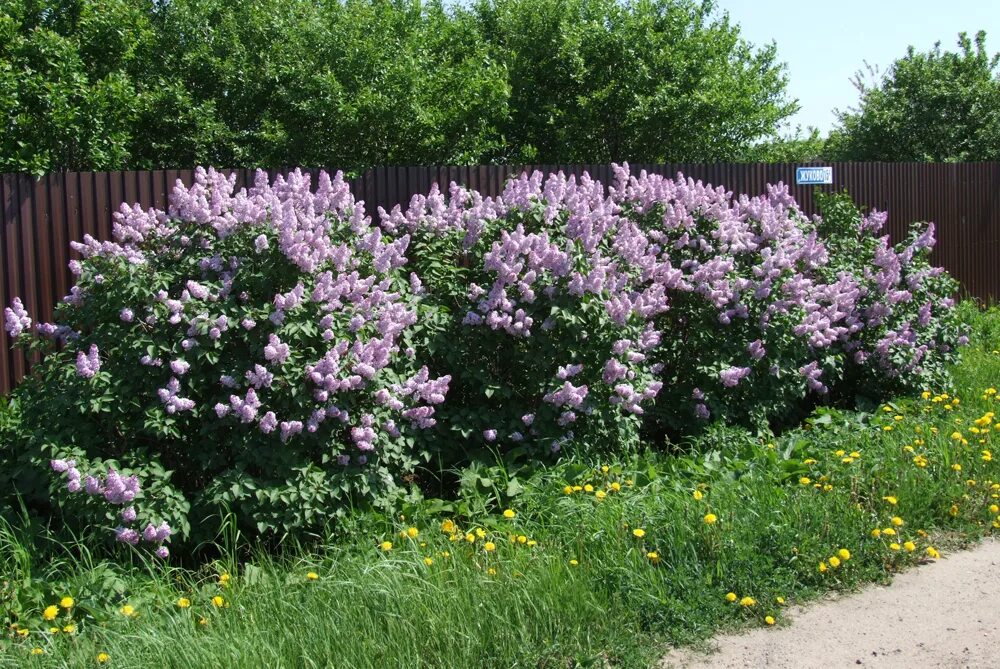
49, 459, 172, 558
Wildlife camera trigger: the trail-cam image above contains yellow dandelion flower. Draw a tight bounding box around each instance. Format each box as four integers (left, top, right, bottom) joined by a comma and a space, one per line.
62, 624, 76, 634
423, 557, 434, 566
380, 541, 393, 551
799, 477, 811, 485
503, 509, 516, 519
646, 551, 660, 564
572, 485, 583, 492
828, 556, 841, 568
475, 528, 486, 539
16, 628, 29, 638
563, 485, 574, 495
889, 543, 901, 551
60, 597, 74, 610
526, 540, 537, 547
120, 604, 136, 617
97, 653, 110, 663
765, 616, 776, 626
584, 484, 594, 493
177, 597, 191, 608
927, 546, 940, 559
950, 504, 960, 516
306, 572, 319, 581
484, 541, 496, 552
871, 528, 882, 538
703, 513, 718, 525
595, 490, 607, 500
569, 559, 579, 566
693, 489, 704, 500
211, 596, 225, 608
31, 648, 45, 656
43, 605, 59, 621
903, 541, 916, 552
218, 572, 231, 586
487, 567, 497, 575
883, 496, 898, 505
632, 528, 646, 538
952, 464, 963, 472
838, 548, 851, 561
601, 465, 609, 473
726, 592, 737, 602
406, 527, 419, 539
610, 482, 621, 491
776, 596, 785, 605
818, 561, 827, 573
739, 596, 756, 607
465, 532, 476, 543
883, 527, 897, 536
891, 516, 904, 527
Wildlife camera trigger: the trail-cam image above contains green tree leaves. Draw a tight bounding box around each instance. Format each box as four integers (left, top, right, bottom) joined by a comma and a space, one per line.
826, 31, 1000, 162
0, 0, 795, 173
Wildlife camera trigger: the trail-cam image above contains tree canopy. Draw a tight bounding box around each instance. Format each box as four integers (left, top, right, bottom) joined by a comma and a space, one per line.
826, 31, 1000, 162
0, 0, 797, 173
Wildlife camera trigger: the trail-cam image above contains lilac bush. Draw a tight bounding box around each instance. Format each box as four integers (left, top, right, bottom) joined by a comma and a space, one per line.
3, 164, 963, 547
5, 167, 449, 543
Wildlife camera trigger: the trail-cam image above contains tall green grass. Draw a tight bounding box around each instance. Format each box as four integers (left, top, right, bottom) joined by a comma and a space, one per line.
3, 308, 1000, 669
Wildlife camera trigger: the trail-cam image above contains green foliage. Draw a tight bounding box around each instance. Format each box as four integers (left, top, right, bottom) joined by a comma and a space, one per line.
739, 126, 826, 163
0, 0, 796, 174
826, 31, 1000, 162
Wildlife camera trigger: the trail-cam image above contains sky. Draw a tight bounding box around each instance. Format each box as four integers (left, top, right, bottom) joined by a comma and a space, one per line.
720, 0, 1000, 135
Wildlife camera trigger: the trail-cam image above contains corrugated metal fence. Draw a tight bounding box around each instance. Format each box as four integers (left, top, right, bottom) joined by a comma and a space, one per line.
2, 162, 999, 394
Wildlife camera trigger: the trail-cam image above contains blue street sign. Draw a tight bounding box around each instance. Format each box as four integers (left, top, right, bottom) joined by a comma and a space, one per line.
796, 166, 833, 185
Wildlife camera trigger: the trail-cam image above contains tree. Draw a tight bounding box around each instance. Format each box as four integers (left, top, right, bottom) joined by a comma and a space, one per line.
473, 0, 797, 163
826, 31, 1000, 162
739, 126, 825, 163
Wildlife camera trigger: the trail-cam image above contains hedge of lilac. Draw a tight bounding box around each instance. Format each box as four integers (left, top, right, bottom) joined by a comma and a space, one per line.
2, 165, 965, 549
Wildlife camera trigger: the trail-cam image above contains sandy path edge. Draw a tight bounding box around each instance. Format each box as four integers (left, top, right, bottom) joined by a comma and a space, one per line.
659, 539, 1000, 669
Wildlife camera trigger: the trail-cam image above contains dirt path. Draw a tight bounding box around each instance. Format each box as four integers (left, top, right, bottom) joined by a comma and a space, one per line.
660, 539, 1000, 669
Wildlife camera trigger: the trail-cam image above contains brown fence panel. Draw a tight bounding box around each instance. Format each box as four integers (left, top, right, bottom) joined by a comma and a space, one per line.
1, 162, 999, 394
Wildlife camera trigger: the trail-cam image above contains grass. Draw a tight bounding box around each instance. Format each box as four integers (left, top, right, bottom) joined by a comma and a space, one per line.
4, 308, 1000, 668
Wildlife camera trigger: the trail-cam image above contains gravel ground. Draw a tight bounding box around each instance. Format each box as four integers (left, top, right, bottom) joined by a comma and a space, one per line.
660, 539, 1000, 669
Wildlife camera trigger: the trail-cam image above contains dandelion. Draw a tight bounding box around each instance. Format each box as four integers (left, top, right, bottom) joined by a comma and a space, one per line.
891, 516, 904, 527
31, 648, 44, 656
632, 528, 646, 538
838, 548, 851, 561
97, 653, 110, 663
828, 556, 841, 568
595, 490, 607, 500
871, 528, 882, 538
584, 484, 594, 493
475, 528, 486, 539
60, 597, 74, 610
569, 559, 579, 566
726, 592, 737, 602
818, 561, 828, 573
211, 596, 225, 608
903, 541, 916, 552
776, 596, 785, 605
503, 509, 516, 519
62, 624, 76, 634
883, 496, 898, 505
306, 572, 319, 581
177, 597, 191, 608
120, 604, 136, 617
484, 542, 496, 552
601, 466, 609, 473
646, 551, 660, 564
952, 464, 963, 472
703, 513, 718, 525
765, 616, 776, 626
739, 596, 756, 607
380, 541, 393, 551
950, 505, 960, 516
610, 482, 621, 492
465, 533, 476, 543
883, 527, 897, 536
423, 557, 434, 566
927, 546, 941, 559
889, 543, 901, 551
218, 573, 231, 586
487, 567, 497, 575
517, 535, 527, 544
49, 626, 60, 634
43, 605, 59, 621
991, 505, 1000, 514
799, 477, 811, 485
693, 489, 704, 500
563, 486, 574, 495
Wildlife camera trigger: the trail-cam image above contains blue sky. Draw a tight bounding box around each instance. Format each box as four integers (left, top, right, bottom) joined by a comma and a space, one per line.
721, 0, 1000, 134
